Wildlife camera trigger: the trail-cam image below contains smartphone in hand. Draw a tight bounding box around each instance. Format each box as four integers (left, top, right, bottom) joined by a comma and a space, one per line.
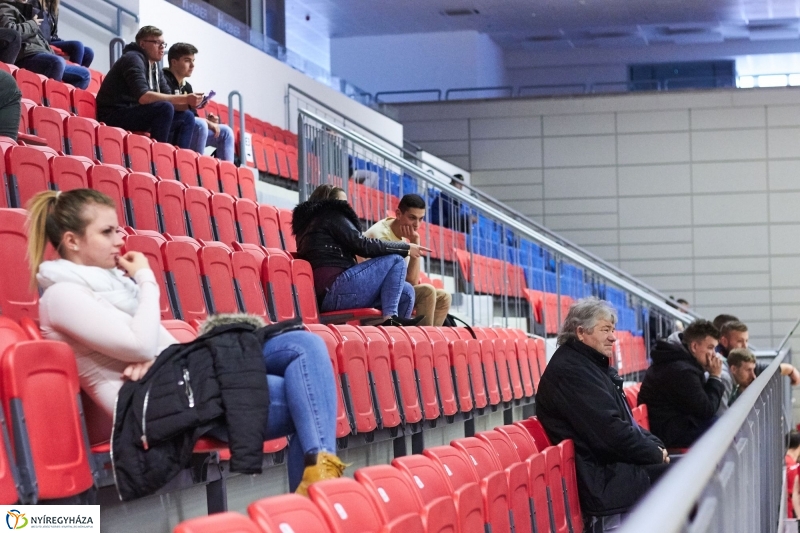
196, 90, 216, 109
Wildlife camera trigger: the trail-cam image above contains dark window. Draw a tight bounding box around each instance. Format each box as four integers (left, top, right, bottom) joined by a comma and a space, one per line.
629, 61, 736, 91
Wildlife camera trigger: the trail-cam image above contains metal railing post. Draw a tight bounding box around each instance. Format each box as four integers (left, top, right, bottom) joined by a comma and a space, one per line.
298, 113, 307, 202
109, 37, 124, 67
228, 91, 246, 168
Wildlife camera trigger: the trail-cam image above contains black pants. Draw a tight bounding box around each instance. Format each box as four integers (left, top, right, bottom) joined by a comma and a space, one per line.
100, 102, 195, 148
0, 70, 20, 141
0, 28, 20, 65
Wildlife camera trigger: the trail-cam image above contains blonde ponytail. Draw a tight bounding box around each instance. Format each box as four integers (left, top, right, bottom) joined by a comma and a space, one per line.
25, 189, 117, 289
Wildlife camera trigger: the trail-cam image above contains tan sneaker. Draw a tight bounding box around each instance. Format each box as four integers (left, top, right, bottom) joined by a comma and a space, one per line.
295, 452, 349, 497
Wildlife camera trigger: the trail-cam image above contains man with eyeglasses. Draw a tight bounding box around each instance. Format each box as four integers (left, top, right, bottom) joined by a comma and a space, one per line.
96, 26, 201, 149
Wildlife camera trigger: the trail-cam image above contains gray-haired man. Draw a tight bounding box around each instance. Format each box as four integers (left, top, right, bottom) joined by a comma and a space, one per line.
536, 297, 669, 532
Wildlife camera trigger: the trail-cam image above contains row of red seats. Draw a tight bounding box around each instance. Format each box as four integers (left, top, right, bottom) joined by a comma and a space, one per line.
616, 332, 647, 374
175, 417, 583, 533
455, 249, 527, 298
1, 63, 98, 118
199, 100, 297, 148
623, 383, 650, 431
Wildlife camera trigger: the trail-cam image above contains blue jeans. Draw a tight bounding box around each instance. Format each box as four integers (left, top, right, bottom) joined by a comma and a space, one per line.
192, 117, 235, 161
16, 53, 90, 89
321, 255, 415, 318
51, 39, 94, 67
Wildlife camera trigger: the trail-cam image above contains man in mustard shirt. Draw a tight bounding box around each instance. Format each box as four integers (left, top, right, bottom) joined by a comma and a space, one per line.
364, 194, 451, 326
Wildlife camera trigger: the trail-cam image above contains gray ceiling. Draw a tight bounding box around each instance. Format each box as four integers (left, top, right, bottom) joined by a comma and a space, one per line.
314, 0, 800, 49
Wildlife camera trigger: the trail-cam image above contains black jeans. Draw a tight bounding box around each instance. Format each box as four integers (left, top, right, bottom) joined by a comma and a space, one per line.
101, 103, 195, 147
0, 70, 20, 140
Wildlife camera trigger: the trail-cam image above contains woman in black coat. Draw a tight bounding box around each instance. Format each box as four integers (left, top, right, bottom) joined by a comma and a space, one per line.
293, 184, 429, 326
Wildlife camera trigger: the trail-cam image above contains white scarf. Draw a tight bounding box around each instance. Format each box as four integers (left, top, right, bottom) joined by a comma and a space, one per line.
37, 259, 140, 317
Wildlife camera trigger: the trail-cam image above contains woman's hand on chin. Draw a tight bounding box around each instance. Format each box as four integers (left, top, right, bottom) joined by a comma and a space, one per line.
122, 359, 155, 381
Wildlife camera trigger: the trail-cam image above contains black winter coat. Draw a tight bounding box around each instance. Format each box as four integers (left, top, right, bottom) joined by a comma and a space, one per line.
0, 2, 52, 60
638, 337, 724, 448
292, 199, 409, 271
536, 340, 664, 516
96, 42, 170, 119
112, 319, 301, 500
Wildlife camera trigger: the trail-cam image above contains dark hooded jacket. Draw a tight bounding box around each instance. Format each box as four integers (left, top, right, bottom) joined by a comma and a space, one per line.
0, 2, 52, 60
112, 318, 302, 501
96, 42, 170, 121
638, 333, 724, 448
536, 339, 664, 516
291, 198, 410, 271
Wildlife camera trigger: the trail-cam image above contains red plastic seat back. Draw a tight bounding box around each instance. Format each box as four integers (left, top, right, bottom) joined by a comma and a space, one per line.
392, 454, 453, 500
544, 446, 570, 533
423, 445, 479, 489
96, 125, 125, 166
156, 179, 187, 235
0, 209, 39, 321
517, 417, 553, 450
173, 512, 261, 533
49, 155, 91, 192
401, 327, 440, 420
124, 133, 153, 173
377, 326, 422, 425
358, 326, 402, 429
87, 164, 128, 226
238, 167, 257, 202
257, 204, 284, 249
43, 78, 71, 112
161, 319, 197, 343
2, 340, 94, 499
419, 326, 458, 416
248, 494, 332, 533
175, 149, 199, 186
276, 208, 295, 252
438, 328, 473, 413
262, 250, 297, 322
151, 142, 176, 180
162, 240, 208, 324
477, 430, 524, 469
196, 155, 219, 192
63, 116, 97, 159
355, 464, 424, 520
210, 193, 237, 244
123, 172, 159, 231
198, 246, 238, 314
71, 89, 96, 119
558, 439, 584, 533
123, 234, 172, 319
230, 251, 269, 322
218, 161, 238, 196
29, 106, 67, 152
451, 436, 503, 478
529, 452, 553, 533
184, 187, 213, 241
290, 258, 319, 324
329, 325, 377, 433
87, 69, 103, 94
309, 478, 386, 533
6, 145, 51, 208
304, 324, 350, 438
14, 69, 44, 104
496, 424, 539, 459
234, 198, 261, 246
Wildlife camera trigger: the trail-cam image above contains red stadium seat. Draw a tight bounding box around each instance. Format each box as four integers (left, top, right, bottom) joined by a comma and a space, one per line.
96, 125, 126, 166
14, 69, 44, 104
491, 338, 514, 402
357, 326, 402, 429
162, 240, 208, 325
173, 512, 261, 533
517, 416, 553, 451
248, 494, 332, 533
328, 325, 378, 434
123, 234, 172, 319
184, 186, 214, 241
544, 446, 570, 533
257, 204, 284, 249
156, 179, 188, 235
29, 106, 68, 152
198, 245, 239, 314
496, 424, 539, 459
42, 78, 72, 112
476, 337, 501, 406
237, 167, 257, 202
416, 327, 458, 416
123, 173, 159, 231
262, 250, 297, 322
175, 149, 199, 186
5, 145, 52, 208
87, 69, 103, 94
502, 337, 526, 400
438, 328, 475, 413
63, 116, 98, 159
528, 452, 553, 533
162, 319, 196, 343
276, 207, 295, 252
124, 133, 153, 173
151, 142, 176, 180
392, 454, 485, 533
234, 198, 261, 245
558, 440, 584, 533
304, 324, 352, 438
71, 88, 96, 118
1, 340, 94, 502
262, 138, 280, 176
230, 250, 269, 322
196, 155, 219, 192
210, 193, 237, 244
49, 155, 91, 192
0, 209, 38, 321
309, 478, 425, 533
217, 161, 238, 196
251, 136, 267, 173
87, 164, 128, 225
18, 98, 34, 135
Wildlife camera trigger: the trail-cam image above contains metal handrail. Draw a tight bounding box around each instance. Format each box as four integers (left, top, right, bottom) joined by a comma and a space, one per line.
299, 108, 694, 323
445, 86, 514, 100
374, 89, 442, 103
618, 350, 785, 533
61, 0, 138, 37
518, 83, 587, 96
228, 91, 245, 167
109, 37, 124, 67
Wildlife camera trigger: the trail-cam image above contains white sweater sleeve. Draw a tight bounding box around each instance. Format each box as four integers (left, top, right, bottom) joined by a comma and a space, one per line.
42, 269, 162, 363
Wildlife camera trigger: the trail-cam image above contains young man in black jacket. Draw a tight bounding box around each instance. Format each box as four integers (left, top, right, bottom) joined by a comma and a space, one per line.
638, 320, 724, 449
536, 297, 668, 531
96, 26, 201, 147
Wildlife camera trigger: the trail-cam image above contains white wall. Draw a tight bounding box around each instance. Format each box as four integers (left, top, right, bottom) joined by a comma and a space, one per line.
397, 87, 800, 351
330, 30, 506, 97
284, 0, 331, 72
58, 0, 403, 144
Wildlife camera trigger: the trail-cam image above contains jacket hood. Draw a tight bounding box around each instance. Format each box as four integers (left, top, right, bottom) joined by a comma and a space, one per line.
122, 42, 147, 59
291, 199, 362, 237
198, 313, 266, 336
651, 336, 695, 365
